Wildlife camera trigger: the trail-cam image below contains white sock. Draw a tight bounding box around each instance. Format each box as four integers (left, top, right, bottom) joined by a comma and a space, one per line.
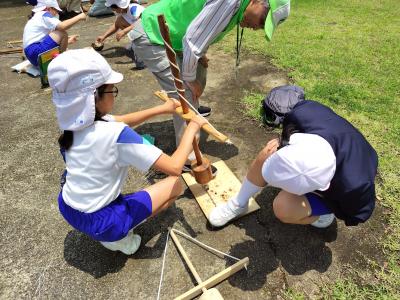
231, 177, 263, 208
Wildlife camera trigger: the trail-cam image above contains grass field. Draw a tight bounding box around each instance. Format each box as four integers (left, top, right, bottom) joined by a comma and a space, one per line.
219, 0, 399, 298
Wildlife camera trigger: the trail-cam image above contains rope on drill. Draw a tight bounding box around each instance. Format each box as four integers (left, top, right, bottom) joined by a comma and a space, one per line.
156, 230, 170, 300
160, 29, 233, 144
156, 228, 244, 300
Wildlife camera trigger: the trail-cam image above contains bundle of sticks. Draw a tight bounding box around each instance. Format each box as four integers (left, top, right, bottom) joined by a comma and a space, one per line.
1, 40, 23, 55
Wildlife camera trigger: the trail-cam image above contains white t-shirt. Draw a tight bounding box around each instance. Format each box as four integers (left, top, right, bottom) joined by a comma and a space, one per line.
23, 11, 61, 48
117, 3, 144, 25
62, 120, 163, 213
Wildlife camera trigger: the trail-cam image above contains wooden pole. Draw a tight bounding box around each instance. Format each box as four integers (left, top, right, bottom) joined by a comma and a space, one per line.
169, 230, 207, 294
174, 257, 249, 300
154, 90, 230, 143
0, 48, 23, 55
157, 14, 204, 166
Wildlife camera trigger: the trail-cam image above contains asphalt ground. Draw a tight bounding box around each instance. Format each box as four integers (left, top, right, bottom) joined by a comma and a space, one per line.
0, 1, 385, 299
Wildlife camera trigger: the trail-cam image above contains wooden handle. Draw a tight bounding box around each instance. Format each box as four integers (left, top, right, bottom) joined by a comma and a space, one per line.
169, 230, 207, 293
157, 14, 203, 166
157, 15, 189, 114
154, 91, 230, 143
174, 257, 249, 300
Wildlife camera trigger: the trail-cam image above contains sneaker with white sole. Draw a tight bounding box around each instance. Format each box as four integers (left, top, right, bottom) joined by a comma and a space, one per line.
100, 232, 141, 255
310, 213, 335, 228
209, 200, 247, 227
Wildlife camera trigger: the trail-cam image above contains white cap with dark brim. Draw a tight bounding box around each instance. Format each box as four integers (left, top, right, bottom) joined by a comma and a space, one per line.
48, 49, 123, 131
262, 133, 336, 195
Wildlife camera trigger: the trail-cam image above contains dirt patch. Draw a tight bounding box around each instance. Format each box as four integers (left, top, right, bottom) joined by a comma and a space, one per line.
0, 5, 386, 299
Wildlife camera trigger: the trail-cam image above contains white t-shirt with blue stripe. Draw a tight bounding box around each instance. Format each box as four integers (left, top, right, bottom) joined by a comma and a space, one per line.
62, 120, 162, 213
23, 11, 61, 48
117, 3, 145, 25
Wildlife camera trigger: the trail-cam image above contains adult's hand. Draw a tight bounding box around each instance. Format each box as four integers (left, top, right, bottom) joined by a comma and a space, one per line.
185, 80, 203, 102
198, 55, 209, 68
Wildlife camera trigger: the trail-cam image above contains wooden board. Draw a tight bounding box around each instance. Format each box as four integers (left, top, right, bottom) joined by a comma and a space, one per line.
182, 160, 260, 221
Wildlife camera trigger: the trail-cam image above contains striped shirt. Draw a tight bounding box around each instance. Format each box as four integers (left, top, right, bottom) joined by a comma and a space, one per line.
181, 0, 241, 82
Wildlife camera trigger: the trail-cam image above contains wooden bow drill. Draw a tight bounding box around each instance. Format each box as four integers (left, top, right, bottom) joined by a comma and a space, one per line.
154, 90, 231, 144
157, 14, 215, 184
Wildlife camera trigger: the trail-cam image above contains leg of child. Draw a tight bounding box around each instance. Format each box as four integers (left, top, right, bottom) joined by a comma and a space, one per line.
230, 138, 279, 208
209, 139, 279, 227
49, 30, 69, 52
144, 176, 183, 217
272, 191, 319, 224
100, 176, 182, 255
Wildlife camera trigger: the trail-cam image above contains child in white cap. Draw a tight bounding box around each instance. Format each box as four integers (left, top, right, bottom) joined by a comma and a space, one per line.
96, 0, 145, 68
23, 0, 87, 66
48, 48, 206, 255
210, 85, 378, 229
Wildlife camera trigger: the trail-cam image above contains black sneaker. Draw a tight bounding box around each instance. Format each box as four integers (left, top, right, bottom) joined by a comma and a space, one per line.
182, 164, 191, 172
198, 106, 211, 117
211, 165, 218, 177
134, 60, 146, 70
182, 164, 218, 177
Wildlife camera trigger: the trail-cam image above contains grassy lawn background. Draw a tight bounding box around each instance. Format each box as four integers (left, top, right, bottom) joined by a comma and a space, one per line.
218, 0, 399, 298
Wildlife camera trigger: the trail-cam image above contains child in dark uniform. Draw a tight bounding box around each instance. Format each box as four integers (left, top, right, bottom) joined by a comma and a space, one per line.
210, 86, 378, 228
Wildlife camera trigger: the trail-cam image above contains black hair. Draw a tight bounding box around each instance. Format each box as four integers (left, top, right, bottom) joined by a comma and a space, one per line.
279, 123, 299, 149
94, 84, 108, 120
110, 4, 119, 9
58, 85, 109, 151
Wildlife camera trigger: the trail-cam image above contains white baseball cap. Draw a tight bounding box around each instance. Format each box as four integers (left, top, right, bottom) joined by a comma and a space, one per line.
105, 0, 130, 9
48, 49, 123, 131
32, 0, 62, 12
262, 133, 336, 195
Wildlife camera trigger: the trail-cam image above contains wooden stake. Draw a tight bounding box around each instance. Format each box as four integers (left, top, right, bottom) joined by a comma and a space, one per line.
174, 257, 249, 300
0, 48, 23, 54
169, 230, 207, 293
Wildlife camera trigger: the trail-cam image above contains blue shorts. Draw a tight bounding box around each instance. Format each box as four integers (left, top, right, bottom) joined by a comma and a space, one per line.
58, 191, 152, 242
24, 35, 59, 66
305, 193, 331, 216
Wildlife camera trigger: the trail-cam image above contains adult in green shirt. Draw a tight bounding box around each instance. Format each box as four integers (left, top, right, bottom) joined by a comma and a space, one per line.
129, 0, 290, 171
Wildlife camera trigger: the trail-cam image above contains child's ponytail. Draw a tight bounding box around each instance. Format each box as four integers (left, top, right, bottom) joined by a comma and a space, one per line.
58, 131, 73, 151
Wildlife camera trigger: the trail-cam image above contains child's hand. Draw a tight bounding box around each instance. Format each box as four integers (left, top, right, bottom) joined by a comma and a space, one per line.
68, 35, 79, 44
96, 35, 105, 43
162, 99, 181, 113
262, 138, 279, 158
116, 31, 126, 41
199, 55, 209, 68
190, 115, 207, 129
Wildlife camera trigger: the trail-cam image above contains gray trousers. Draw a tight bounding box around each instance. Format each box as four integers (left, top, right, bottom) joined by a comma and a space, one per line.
129, 20, 206, 160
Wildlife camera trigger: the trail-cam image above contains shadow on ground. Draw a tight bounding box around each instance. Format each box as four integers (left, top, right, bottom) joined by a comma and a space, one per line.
0, 6, 387, 299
